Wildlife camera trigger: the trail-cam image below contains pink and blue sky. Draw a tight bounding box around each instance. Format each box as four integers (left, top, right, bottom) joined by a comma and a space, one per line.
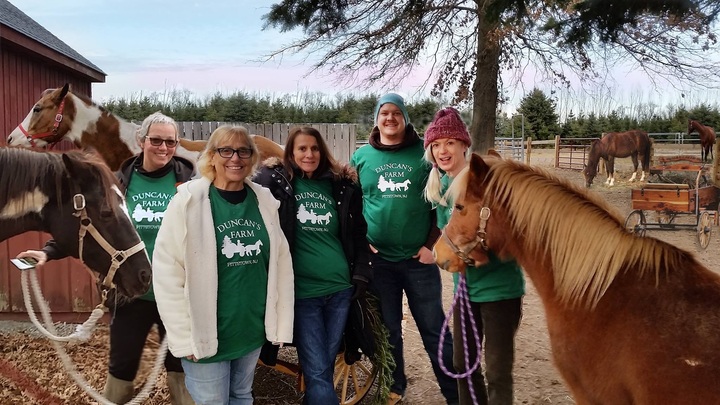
11, 0, 720, 117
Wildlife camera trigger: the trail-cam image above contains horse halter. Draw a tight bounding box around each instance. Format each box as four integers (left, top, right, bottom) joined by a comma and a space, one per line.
18, 96, 67, 148
441, 206, 491, 267
72, 193, 146, 302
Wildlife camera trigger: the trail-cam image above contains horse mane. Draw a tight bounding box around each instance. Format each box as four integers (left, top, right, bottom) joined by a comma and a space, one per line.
0, 148, 64, 209
449, 157, 695, 308
0, 148, 119, 214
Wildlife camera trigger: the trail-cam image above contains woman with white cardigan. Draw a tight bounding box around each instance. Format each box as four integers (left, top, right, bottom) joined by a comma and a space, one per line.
153, 125, 294, 405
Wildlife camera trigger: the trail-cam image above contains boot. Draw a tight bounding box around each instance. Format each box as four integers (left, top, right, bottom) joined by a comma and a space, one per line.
167, 371, 195, 405
103, 374, 134, 404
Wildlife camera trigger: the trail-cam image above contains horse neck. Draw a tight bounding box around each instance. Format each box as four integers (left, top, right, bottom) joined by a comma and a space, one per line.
0, 216, 43, 242
69, 94, 140, 160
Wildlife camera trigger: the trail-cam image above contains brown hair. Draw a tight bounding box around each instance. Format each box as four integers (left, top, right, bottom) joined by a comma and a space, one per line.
283, 126, 341, 180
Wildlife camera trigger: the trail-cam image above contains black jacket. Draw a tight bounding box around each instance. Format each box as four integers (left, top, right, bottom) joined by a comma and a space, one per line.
253, 158, 373, 284
43, 154, 195, 260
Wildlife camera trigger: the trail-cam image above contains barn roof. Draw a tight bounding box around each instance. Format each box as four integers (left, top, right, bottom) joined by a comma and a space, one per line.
0, 0, 105, 74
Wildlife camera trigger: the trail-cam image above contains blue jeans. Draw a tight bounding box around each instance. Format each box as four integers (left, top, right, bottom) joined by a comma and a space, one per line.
181, 347, 261, 405
295, 287, 353, 404
370, 256, 459, 404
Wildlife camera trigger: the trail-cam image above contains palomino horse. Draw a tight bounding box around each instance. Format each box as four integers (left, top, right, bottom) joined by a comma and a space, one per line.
688, 119, 716, 162
433, 153, 720, 404
582, 130, 651, 187
6, 84, 284, 170
0, 147, 151, 298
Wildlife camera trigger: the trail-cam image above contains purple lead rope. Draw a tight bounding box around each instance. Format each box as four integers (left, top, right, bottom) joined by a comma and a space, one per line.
438, 273, 482, 404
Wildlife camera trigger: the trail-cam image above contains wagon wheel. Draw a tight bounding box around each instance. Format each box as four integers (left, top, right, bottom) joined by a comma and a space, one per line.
334, 352, 378, 405
624, 210, 646, 236
697, 211, 713, 249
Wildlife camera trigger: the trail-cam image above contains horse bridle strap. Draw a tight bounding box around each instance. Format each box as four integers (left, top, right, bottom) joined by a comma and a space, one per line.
73, 194, 145, 294
19, 97, 66, 148
442, 206, 491, 267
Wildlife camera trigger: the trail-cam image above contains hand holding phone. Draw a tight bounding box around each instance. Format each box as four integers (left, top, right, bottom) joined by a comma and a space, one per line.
10, 257, 38, 270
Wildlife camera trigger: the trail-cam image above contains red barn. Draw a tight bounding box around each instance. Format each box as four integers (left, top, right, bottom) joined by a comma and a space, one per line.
1, 0, 108, 319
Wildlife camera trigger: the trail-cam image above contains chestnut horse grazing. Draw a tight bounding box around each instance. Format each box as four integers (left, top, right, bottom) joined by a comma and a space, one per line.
582, 130, 651, 187
6, 84, 283, 170
434, 153, 720, 404
0, 147, 151, 298
688, 119, 716, 162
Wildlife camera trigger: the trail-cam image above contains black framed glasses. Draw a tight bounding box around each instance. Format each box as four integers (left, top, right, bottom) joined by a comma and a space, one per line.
146, 137, 178, 147
216, 147, 253, 159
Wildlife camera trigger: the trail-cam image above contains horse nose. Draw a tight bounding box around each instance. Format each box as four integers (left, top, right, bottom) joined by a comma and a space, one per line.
7, 136, 12, 144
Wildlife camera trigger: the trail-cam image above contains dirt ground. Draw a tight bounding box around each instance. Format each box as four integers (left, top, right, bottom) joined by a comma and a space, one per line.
1, 146, 718, 404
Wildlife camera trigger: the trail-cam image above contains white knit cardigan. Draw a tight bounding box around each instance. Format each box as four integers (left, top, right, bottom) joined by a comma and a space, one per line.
152, 176, 294, 360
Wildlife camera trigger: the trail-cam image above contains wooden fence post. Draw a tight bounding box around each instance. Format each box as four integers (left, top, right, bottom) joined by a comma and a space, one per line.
554, 135, 560, 168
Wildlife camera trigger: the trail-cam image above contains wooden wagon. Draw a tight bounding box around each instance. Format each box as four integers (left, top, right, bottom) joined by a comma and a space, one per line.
624, 156, 719, 249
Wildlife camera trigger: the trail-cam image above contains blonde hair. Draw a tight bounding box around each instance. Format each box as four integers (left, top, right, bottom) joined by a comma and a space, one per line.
196, 125, 259, 181
423, 147, 446, 206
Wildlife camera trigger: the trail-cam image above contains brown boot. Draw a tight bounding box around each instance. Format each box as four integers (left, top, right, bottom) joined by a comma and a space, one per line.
167, 371, 195, 405
103, 374, 134, 404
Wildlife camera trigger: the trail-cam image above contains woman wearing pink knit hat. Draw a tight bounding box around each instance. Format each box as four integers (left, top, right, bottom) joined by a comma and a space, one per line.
423, 107, 525, 405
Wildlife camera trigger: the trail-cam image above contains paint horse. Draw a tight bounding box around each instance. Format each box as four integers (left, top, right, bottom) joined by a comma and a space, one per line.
0, 147, 151, 298
434, 153, 720, 404
6, 84, 284, 170
688, 119, 716, 163
582, 130, 651, 187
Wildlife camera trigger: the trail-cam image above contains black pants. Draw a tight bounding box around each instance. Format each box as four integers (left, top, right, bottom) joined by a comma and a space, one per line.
452, 298, 522, 405
108, 299, 183, 381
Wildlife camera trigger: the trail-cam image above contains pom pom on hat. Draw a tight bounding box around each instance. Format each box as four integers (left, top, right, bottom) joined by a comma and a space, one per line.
423, 107, 471, 149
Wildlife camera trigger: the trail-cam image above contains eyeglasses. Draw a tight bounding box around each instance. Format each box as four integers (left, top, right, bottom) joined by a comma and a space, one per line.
216, 147, 253, 159
146, 137, 178, 147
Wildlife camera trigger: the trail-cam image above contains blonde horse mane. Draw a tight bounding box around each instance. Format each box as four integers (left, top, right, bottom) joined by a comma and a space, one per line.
449, 157, 690, 308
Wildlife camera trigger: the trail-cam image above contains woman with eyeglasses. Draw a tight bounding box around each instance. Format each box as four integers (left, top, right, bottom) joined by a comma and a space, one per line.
254, 126, 373, 404
153, 125, 294, 405
15, 111, 196, 404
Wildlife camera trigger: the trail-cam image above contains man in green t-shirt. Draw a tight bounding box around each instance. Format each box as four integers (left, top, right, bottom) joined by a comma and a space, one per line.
350, 93, 459, 404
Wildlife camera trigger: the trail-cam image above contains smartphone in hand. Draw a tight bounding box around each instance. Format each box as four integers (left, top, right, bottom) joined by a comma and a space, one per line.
10, 257, 38, 270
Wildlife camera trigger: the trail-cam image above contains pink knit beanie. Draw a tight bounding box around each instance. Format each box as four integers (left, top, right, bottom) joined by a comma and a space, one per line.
423, 107, 471, 149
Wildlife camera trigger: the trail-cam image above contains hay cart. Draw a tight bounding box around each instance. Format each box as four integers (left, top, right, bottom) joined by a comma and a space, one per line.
624, 156, 719, 249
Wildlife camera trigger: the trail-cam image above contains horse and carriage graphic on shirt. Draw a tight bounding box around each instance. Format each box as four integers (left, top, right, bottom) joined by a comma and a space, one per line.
221, 237, 264, 259
131, 205, 165, 223
377, 175, 411, 192
296, 204, 333, 225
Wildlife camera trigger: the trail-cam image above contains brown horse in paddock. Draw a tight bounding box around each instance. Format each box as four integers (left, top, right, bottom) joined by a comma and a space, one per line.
433, 153, 720, 404
6, 84, 283, 170
688, 119, 716, 162
582, 130, 651, 187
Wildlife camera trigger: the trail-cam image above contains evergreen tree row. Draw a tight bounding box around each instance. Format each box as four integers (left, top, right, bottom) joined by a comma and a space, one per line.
102, 89, 720, 141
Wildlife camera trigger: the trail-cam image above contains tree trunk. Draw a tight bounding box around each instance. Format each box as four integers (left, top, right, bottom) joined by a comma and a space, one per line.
470, 5, 501, 154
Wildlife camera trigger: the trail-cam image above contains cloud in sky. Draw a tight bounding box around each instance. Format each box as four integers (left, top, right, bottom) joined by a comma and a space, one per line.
11, 0, 720, 115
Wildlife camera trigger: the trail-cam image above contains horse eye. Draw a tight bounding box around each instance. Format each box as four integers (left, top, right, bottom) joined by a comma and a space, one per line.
100, 209, 113, 218
454, 204, 464, 211
33, 105, 41, 113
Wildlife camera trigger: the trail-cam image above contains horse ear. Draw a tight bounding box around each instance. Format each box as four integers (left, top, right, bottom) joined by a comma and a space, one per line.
486, 149, 502, 158
56, 83, 70, 103
61, 152, 92, 181
468, 153, 492, 187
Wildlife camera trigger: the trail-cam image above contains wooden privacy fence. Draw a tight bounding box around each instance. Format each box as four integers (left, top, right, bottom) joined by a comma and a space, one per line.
177, 122, 358, 163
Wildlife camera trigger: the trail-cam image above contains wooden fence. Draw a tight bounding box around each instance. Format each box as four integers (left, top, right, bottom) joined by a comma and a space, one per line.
177, 122, 358, 164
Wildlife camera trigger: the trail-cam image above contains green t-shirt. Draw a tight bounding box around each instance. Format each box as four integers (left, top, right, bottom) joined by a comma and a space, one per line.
200, 186, 269, 363
437, 174, 525, 302
292, 177, 351, 299
350, 142, 433, 262
126, 171, 177, 301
